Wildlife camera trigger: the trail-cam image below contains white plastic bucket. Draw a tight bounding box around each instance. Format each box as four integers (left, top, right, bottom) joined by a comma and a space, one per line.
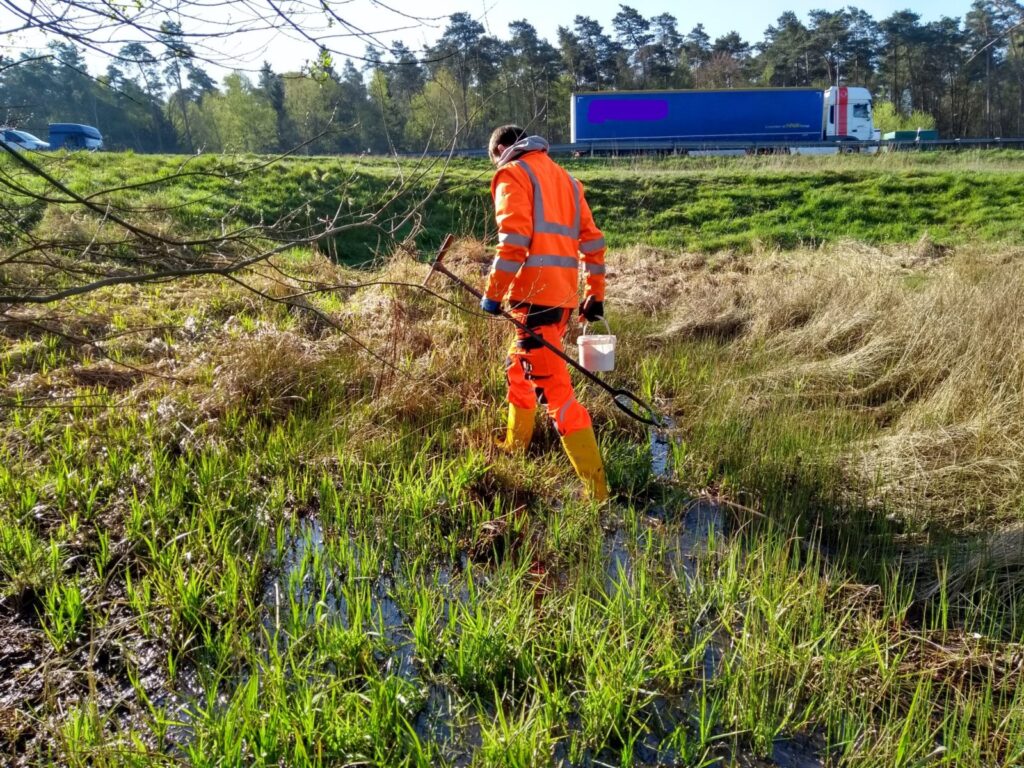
578, 319, 616, 372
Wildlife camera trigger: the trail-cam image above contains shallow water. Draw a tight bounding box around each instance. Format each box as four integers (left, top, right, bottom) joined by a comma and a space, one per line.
261, 520, 418, 678
604, 498, 725, 590
591, 501, 825, 767
165, 499, 824, 767
649, 418, 675, 479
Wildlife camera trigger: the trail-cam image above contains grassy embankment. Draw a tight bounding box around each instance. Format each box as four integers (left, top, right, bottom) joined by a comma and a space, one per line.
1, 151, 1023, 766
11, 149, 1024, 260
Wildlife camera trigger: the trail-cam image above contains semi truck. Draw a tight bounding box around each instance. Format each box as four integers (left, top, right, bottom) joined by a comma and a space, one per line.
1, 124, 104, 151
48, 123, 104, 151
570, 86, 877, 152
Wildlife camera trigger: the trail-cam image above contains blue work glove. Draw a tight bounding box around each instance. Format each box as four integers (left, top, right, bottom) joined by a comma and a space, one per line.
579, 296, 604, 322
480, 296, 502, 315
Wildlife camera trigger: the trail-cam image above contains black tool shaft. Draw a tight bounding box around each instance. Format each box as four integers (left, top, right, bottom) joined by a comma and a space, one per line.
424, 235, 661, 427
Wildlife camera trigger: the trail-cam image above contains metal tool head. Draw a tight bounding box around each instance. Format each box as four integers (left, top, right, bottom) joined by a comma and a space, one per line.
422, 233, 456, 287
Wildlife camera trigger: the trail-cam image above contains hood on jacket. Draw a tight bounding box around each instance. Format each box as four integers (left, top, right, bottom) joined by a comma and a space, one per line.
496, 135, 549, 167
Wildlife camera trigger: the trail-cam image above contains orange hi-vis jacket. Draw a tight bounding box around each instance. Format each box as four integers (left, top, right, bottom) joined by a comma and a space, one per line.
484, 136, 607, 310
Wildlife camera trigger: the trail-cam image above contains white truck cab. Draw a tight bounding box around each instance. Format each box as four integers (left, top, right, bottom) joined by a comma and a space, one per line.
824, 86, 874, 141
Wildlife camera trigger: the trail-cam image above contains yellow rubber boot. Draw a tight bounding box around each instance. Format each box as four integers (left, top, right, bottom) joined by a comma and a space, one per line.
495, 404, 536, 453
560, 427, 610, 502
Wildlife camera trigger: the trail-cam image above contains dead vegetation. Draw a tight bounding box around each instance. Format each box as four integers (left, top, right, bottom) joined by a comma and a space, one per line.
614, 241, 1024, 530
5, 239, 1023, 534
4, 238, 1024, 766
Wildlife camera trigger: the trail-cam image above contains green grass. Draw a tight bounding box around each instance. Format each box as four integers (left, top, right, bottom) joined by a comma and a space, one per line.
4, 151, 1024, 766
2, 243, 1023, 767
6, 150, 1024, 265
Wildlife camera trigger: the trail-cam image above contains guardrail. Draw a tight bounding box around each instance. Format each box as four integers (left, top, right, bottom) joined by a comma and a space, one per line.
421, 137, 1024, 159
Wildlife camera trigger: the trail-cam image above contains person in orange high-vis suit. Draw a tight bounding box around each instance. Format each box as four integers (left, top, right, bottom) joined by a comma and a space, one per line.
479, 125, 609, 501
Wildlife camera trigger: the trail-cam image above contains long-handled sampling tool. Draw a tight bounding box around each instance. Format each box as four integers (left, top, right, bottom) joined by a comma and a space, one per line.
423, 234, 675, 474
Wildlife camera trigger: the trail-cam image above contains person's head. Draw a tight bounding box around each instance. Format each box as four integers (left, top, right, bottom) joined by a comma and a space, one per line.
488, 124, 526, 165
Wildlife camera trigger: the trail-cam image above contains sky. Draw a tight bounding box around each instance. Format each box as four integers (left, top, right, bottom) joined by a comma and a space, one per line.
1, 0, 977, 80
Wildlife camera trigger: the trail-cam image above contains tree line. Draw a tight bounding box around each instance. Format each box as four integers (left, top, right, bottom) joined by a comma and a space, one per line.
2, 2, 1023, 154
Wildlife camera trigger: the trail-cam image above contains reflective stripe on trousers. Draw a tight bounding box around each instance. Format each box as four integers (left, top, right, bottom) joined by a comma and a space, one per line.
504, 305, 592, 437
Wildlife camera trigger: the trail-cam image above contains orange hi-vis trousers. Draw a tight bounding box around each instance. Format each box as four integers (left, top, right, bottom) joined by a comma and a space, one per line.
505, 304, 592, 437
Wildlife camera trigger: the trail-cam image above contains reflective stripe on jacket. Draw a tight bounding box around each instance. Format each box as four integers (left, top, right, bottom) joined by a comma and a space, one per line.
485, 136, 607, 309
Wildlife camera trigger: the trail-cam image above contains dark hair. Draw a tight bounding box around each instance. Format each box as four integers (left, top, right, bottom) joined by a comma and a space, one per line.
488, 124, 526, 159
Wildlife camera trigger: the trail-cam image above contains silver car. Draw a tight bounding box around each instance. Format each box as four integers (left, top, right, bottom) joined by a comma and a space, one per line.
1, 128, 50, 150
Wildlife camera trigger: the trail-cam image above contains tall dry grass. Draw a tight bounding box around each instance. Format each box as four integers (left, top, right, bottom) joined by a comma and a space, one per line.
15, 235, 1017, 532
615, 241, 1024, 529
159, 240, 1023, 532
147, 242, 509, 450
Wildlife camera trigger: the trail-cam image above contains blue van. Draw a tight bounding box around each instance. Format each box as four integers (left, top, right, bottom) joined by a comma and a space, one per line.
48, 123, 103, 150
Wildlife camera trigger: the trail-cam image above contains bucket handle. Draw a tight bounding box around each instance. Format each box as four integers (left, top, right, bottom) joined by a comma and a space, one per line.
581, 317, 612, 336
